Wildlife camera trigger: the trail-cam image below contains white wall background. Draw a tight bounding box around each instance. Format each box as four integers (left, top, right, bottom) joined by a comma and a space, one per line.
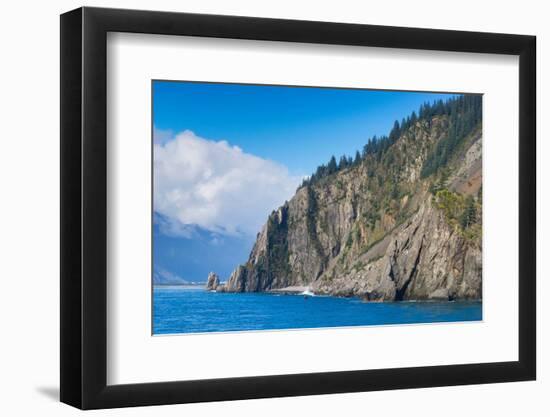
0, 0, 545, 415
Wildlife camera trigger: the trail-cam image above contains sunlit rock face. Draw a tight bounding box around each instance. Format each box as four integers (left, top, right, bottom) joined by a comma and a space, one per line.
205, 272, 220, 291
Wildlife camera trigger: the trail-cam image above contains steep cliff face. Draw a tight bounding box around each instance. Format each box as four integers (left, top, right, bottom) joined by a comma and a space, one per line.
310, 196, 482, 301
219, 102, 482, 301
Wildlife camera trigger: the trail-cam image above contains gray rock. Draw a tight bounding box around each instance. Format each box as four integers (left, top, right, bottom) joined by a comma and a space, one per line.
428, 288, 450, 300
205, 272, 220, 291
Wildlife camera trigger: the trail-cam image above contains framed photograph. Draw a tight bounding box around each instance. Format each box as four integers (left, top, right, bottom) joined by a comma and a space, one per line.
60, 6, 536, 409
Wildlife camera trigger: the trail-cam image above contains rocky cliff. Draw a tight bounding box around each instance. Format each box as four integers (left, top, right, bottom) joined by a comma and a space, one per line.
218, 96, 482, 301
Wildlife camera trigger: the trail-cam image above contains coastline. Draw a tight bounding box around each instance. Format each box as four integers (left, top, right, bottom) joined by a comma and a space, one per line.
267, 286, 309, 294
154, 285, 481, 303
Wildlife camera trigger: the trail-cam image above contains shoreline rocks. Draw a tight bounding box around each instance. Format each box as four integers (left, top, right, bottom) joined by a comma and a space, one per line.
205, 272, 220, 291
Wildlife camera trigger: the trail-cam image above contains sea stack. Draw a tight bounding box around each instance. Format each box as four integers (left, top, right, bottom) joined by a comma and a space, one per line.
205, 272, 220, 291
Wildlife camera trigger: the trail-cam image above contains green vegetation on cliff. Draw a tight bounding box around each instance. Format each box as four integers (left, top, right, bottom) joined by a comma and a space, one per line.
300, 95, 482, 190
421, 95, 482, 177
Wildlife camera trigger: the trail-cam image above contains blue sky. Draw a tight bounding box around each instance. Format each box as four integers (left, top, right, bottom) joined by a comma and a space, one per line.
153, 81, 458, 176
152, 81, 458, 283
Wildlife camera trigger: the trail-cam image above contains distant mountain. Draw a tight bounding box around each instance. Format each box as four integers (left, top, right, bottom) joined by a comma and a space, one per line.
216, 95, 482, 301
153, 267, 190, 285
153, 219, 256, 284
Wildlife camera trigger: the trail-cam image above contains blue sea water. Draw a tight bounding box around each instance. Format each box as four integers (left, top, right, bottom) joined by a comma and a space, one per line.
153, 286, 482, 335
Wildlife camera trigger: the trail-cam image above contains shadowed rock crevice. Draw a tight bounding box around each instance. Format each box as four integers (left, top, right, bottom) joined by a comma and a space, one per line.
395, 239, 423, 301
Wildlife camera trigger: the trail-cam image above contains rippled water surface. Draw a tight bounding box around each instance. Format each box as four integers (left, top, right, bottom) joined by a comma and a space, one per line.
153, 286, 482, 335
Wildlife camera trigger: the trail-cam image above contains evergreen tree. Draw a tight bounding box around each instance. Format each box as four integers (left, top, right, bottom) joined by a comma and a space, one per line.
354, 150, 361, 166
327, 156, 337, 174
338, 155, 349, 170
410, 111, 418, 125
460, 196, 477, 229
389, 120, 400, 142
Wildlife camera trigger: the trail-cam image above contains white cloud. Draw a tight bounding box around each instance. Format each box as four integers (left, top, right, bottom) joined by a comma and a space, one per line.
154, 130, 301, 237
153, 126, 174, 145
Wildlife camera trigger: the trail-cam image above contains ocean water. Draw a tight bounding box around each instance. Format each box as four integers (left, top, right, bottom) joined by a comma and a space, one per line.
153, 286, 482, 335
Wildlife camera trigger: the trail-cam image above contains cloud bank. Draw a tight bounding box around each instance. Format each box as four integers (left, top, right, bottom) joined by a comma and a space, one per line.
154, 130, 301, 238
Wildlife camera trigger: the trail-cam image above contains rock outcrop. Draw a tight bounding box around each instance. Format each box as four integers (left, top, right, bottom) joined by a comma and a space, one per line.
205, 272, 220, 291
310, 197, 481, 301
218, 97, 483, 301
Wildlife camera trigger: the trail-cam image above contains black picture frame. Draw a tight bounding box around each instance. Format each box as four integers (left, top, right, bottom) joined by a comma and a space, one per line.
60, 6, 536, 410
